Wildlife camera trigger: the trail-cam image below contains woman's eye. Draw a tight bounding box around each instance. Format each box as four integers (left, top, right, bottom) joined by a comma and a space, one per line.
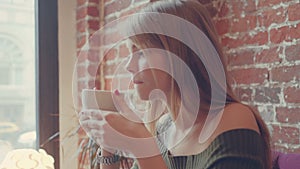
137, 51, 144, 57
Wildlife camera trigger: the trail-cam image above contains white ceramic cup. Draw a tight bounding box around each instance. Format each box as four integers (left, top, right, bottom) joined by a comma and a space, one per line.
81, 89, 118, 111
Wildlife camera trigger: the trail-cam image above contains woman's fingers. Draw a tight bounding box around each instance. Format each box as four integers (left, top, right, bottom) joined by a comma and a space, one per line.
78, 108, 151, 156
79, 109, 105, 120
112, 90, 143, 123
80, 119, 104, 130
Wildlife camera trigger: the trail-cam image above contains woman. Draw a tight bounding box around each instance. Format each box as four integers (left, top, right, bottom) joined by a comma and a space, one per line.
79, 0, 272, 169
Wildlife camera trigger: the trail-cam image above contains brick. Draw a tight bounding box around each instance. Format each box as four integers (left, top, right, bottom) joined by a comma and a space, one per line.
87, 50, 100, 62
258, 7, 286, 28
270, 26, 289, 44
273, 144, 300, 154
104, 48, 118, 61
87, 6, 99, 17
231, 0, 256, 16
103, 31, 123, 45
77, 51, 88, 63
284, 86, 300, 104
228, 68, 268, 84
110, 76, 120, 90
88, 34, 101, 48
78, 50, 100, 63
244, 0, 256, 13
270, 23, 300, 44
104, 62, 128, 76
272, 125, 299, 144
77, 35, 87, 49
78, 81, 88, 91
119, 43, 130, 58
88, 20, 100, 31
235, 87, 253, 102
271, 65, 300, 83
257, 15, 263, 28
290, 23, 300, 40
77, 20, 87, 33
87, 79, 100, 89
243, 31, 268, 46
246, 15, 257, 30
227, 49, 255, 67
254, 87, 281, 104
257, 0, 290, 8
231, 1, 244, 16
215, 18, 230, 35
217, 2, 230, 18
104, 63, 118, 76
234, 15, 257, 32
77, 65, 87, 78
88, 64, 99, 77
105, 0, 132, 16
255, 47, 282, 64
276, 107, 300, 124
288, 3, 300, 21
77, 6, 87, 20
221, 36, 243, 48
231, 17, 248, 33
285, 44, 300, 62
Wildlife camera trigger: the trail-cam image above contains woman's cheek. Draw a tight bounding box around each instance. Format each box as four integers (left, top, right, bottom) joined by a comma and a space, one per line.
138, 56, 149, 70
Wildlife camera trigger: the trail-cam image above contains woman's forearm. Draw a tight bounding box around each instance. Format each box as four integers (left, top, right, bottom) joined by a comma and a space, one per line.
133, 129, 168, 169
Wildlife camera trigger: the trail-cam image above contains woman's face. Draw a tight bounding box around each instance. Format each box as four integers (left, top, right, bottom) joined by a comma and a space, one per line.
126, 45, 172, 100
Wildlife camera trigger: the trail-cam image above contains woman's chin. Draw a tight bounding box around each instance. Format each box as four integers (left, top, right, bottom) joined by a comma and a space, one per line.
136, 90, 150, 101
137, 93, 150, 101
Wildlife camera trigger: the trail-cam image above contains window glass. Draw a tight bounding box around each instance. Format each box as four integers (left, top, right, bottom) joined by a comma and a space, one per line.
0, 0, 36, 163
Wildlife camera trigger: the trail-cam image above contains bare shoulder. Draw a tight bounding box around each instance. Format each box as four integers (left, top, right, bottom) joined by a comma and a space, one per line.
213, 103, 260, 136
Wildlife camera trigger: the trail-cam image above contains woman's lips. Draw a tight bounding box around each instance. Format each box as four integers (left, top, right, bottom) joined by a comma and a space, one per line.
133, 79, 144, 84
133, 81, 144, 84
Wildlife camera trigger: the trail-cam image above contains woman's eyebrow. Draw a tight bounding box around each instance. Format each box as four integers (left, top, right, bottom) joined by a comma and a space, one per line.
132, 45, 139, 53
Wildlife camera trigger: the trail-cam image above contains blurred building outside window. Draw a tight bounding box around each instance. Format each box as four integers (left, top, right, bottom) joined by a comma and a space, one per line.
0, 0, 36, 163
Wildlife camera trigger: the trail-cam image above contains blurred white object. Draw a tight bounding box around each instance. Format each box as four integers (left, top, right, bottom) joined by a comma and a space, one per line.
0, 148, 54, 169
18, 131, 36, 146
0, 140, 12, 163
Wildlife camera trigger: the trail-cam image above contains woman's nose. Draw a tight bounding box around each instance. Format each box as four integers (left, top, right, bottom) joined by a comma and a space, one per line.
125, 56, 138, 74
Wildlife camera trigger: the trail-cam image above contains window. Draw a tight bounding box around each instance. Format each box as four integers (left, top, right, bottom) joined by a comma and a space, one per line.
0, 0, 36, 162
0, 0, 59, 168
36, 0, 59, 168
0, 37, 24, 86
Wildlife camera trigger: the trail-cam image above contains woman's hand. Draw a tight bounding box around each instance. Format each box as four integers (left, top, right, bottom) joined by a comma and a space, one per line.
78, 90, 157, 157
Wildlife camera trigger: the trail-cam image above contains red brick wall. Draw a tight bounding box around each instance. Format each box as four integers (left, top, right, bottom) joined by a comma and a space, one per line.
213, 0, 300, 153
76, 0, 101, 168
76, 1, 300, 166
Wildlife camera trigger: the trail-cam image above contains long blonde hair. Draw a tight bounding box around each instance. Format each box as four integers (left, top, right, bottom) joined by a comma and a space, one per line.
128, 1, 271, 168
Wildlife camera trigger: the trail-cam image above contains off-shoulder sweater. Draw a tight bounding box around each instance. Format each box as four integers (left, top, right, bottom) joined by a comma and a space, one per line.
131, 119, 266, 169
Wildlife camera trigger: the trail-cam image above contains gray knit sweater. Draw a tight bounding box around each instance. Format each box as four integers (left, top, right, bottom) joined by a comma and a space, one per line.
131, 117, 266, 169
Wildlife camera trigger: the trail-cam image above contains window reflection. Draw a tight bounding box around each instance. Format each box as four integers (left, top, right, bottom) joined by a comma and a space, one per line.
0, 0, 36, 163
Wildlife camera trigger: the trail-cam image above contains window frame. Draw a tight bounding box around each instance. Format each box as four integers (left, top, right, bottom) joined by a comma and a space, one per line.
36, 0, 59, 168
